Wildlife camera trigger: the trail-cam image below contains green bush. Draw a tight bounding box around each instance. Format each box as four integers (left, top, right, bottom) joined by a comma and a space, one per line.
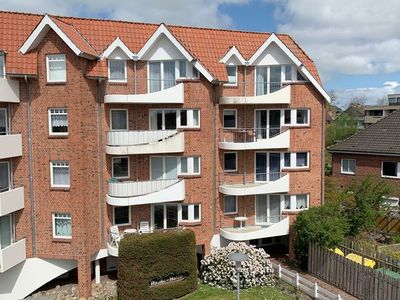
118, 229, 198, 300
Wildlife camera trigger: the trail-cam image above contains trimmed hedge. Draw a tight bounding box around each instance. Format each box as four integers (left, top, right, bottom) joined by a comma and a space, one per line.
118, 229, 197, 300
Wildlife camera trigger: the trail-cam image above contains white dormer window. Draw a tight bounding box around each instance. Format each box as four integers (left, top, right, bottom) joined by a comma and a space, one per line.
226, 66, 237, 85
179, 60, 187, 78
108, 59, 127, 83
0, 53, 4, 78
192, 66, 200, 79
46, 54, 66, 83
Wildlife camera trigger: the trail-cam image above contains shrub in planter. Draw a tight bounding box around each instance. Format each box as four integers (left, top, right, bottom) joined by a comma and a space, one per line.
200, 242, 275, 290
118, 229, 197, 300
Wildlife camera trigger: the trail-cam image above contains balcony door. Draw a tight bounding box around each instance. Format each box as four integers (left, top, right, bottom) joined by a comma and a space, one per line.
255, 152, 281, 182
0, 162, 10, 192
150, 110, 177, 130
255, 194, 281, 225
255, 110, 281, 139
0, 108, 7, 135
150, 157, 177, 180
0, 214, 13, 249
153, 204, 179, 230
148, 61, 176, 93
255, 66, 282, 95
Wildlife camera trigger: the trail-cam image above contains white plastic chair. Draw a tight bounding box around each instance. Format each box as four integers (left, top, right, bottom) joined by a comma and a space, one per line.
110, 225, 123, 247
139, 221, 150, 233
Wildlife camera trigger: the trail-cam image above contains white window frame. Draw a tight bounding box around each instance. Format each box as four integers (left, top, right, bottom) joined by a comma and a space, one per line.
48, 108, 68, 136
283, 108, 310, 126
52, 213, 72, 239
225, 65, 237, 86
0, 107, 8, 134
108, 59, 127, 83
381, 161, 400, 179
50, 161, 70, 188
281, 194, 310, 212
110, 109, 128, 131
177, 109, 201, 128
0, 161, 11, 192
224, 152, 238, 172
341, 159, 356, 175
223, 109, 237, 129
282, 152, 309, 169
150, 156, 178, 180
0, 53, 5, 78
113, 206, 131, 226
178, 156, 201, 176
112, 156, 130, 179
46, 54, 66, 83
223, 195, 238, 215
192, 65, 200, 79
180, 203, 201, 222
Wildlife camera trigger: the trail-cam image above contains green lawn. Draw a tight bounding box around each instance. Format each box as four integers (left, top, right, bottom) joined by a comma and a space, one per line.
182, 283, 293, 300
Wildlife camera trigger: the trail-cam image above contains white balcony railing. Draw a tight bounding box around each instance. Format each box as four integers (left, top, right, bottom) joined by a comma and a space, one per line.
0, 133, 22, 159
106, 130, 185, 155
0, 239, 26, 273
0, 186, 24, 216
219, 172, 290, 196
107, 178, 185, 206
219, 127, 290, 150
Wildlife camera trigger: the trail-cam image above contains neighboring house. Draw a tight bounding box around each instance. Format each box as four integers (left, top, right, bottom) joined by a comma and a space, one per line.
345, 103, 365, 129
0, 11, 329, 299
326, 105, 343, 124
329, 111, 400, 205
364, 103, 400, 127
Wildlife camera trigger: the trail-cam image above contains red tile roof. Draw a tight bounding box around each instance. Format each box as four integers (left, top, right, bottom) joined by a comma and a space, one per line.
0, 11, 321, 84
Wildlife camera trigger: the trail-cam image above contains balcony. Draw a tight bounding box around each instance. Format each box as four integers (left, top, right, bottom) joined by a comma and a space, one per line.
104, 79, 184, 104
106, 130, 185, 155
219, 173, 289, 196
219, 127, 290, 150
220, 215, 289, 241
220, 82, 291, 105
0, 133, 22, 159
0, 239, 26, 273
0, 187, 24, 217
107, 178, 185, 206
0, 78, 20, 103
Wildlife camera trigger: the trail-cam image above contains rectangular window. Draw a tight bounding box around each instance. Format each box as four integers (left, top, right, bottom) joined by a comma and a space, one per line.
46, 54, 66, 82
113, 206, 130, 225
223, 109, 237, 128
284, 195, 291, 210
283, 194, 309, 211
296, 109, 309, 125
50, 161, 70, 188
179, 60, 186, 78
182, 205, 189, 220
224, 152, 237, 172
283, 152, 309, 169
0, 161, 10, 192
284, 109, 291, 125
0, 214, 13, 249
112, 157, 129, 179
108, 59, 127, 82
178, 109, 200, 128
224, 195, 237, 214
296, 195, 308, 209
110, 109, 128, 130
226, 66, 237, 84
284, 109, 309, 126
382, 162, 399, 178
284, 65, 292, 81
180, 110, 187, 127
284, 153, 291, 168
193, 204, 200, 220
153, 203, 201, 228
341, 159, 356, 175
0, 53, 4, 78
52, 213, 72, 239
151, 156, 178, 180
192, 66, 199, 79
48, 108, 68, 135
179, 156, 201, 175
0, 108, 7, 134
296, 152, 308, 167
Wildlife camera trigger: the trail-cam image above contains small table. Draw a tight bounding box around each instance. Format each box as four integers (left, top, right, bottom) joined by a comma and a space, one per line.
235, 216, 248, 229
123, 228, 137, 235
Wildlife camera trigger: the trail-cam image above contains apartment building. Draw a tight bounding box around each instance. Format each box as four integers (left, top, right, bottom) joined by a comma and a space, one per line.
0, 11, 329, 299
364, 100, 400, 127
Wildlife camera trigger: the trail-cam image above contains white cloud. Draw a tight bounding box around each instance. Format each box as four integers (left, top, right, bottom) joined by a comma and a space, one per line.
272, 0, 400, 80
0, 0, 249, 28
335, 81, 400, 108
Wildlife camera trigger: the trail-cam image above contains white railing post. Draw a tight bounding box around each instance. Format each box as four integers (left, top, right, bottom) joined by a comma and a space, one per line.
296, 272, 299, 288
278, 264, 282, 279
314, 282, 318, 299
337, 294, 341, 300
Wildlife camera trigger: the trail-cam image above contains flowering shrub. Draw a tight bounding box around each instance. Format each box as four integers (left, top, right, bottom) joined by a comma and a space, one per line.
200, 242, 275, 290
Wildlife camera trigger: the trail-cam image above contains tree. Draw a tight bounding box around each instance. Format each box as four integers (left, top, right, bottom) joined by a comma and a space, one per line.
326, 112, 357, 146
349, 96, 367, 106
377, 96, 388, 105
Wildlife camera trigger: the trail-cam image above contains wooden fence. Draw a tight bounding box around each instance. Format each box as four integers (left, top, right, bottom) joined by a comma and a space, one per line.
308, 243, 400, 300
376, 215, 400, 234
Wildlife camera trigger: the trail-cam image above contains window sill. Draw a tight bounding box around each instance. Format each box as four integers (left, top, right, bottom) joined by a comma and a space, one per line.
223, 83, 238, 87
285, 124, 310, 128
176, 78, 201, 83
179, 221, 202, 227
48, 134, 68, 139
381, 175, 400, 180
224, 212, 238, 216
46, 81, 67, 85
52, 238, 72, 243
178, 127, 201, 131
50, 187, 70, 192
178, 175, 201, 179
108, 81, 128, 85
282, 167, 310, 172
340, 172, 355, 176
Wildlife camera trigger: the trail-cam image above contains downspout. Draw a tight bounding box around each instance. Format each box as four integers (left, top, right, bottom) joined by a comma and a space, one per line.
25, 75, 36, 256
97, 78, 104, 243
321, 100, 325, 205
212, 83, 217, 234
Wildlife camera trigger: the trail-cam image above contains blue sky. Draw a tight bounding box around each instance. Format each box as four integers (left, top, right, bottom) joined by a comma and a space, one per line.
1, 0, 400, 107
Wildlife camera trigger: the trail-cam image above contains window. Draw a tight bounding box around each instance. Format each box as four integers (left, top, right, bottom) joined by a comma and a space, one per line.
382, 162, 399, 178
150, 109, 200, 130
0, 214, 13, 249
48, 108, 68, 135
178, 109, 200, 128
110, 109, 128, 130
283, 194, 309, 211
224, 152, 237, 172
283, 152, 309, 169
179, 60, 186, 78
181, 204, 201, 222
284, 195, 291, 210
0, 161, 10, 192
0, 108, 7, 134
341, 159, 356, 175
150, 156, 178, 180
0, 53, 4, 78
112, 157, 130, 179
226, 66, 237, 84
52, 213, 72, 239
50, 162, 70, 188
113, 206, 130, 225
224, 195, 237, 214
283, 109, 310, 126
148, 61, 176, 92
178, 156, 201, 175
108, 59, 127, 82
153, 203, 201, 229
192, 66, 199, 79
223, 109, 237, 128
297, 70, 305, 81
284, 65, 292, 81
46, 54, 66, 82
296, 195, 308, 209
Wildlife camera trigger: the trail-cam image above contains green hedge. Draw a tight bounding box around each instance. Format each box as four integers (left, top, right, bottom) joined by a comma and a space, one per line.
118, 229, 197, 300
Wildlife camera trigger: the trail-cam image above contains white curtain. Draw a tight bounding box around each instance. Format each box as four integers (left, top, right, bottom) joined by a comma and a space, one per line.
111, 110, 127, 130
256, 66, 267, 96
256, 195, 268, 223
163, 61, 176, 89
0, 215, 12, 249
165, 157, 177, 179
54, 215, 71, 237
48, 55, 66, 81
0, 163, 9, 192
296, 195, 307, 209
149, 62, 161, 93
270, 65, 281, 92
53, 166, 70, 186
151, 157, 164, 180
109, 60, 125, 81
269, 195, 281, 222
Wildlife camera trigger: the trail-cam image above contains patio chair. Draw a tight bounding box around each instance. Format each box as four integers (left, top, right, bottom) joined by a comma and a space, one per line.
109, 225, 123, 247
139, 221, 150, 233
